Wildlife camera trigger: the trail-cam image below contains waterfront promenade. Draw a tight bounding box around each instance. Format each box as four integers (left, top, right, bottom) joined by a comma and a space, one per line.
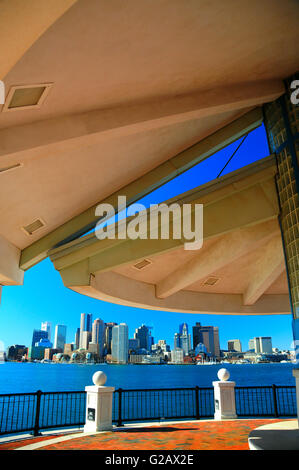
1, 366, 297, 450
0, 418, 291, 450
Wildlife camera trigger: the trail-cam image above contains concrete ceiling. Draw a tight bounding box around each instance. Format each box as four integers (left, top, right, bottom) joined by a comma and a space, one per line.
112, 224, 288, 297
1, 0, 298, 128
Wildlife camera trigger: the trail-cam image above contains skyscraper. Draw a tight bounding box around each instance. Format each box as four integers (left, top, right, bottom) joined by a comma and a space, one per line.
201, 326, 220, 357
128, 338, 140, 352
213, 327, 220, 357
31, 329, 48, 347
79, 313, 93, 348
104, 322, 117, 354
148, 332, 154, 349
81, 331, 91, 350
228, 339, 242, 352
180, 323, 191, 355
192, 322, 202, 349
80, 313, 85, 336
261, 337, 272, 354
179, 323, 187, 335
174, 333, 180, 349
41, 321, 52, 341
174, 323, 191, 356
92, 318, 105, 357
134, 324, 151, 351
54, 325, 67, 350
253, 337, 272, 354
85, 313, 92, 332
111, 323, 128, 364
192, 323, 220, 358
75, 327, 80, 350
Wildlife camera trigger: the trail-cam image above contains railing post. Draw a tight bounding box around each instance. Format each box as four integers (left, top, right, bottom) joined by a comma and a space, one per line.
33, 390, 42, 436
117, 388, 123, 427
195, 386, 200, 420
292, 370, 299, 425
84, 372, 114, 433
272, 384, 279, 417
213, 369, 237, 420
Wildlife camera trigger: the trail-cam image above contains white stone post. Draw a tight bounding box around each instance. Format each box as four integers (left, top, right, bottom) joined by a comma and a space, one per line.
292, 369, 299, 427
213, 368, 237, 420
84, 371, 115, 433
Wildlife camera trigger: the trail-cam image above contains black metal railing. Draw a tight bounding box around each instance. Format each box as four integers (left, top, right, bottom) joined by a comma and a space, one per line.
235, 385, 297, 418
0, 385, 297, 436
0, 392, 38, 435
0, 390, 86, 436
112, 386, 214, 426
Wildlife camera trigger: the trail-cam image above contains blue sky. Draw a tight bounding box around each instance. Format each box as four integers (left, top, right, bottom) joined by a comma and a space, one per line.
0, 125, 293, 351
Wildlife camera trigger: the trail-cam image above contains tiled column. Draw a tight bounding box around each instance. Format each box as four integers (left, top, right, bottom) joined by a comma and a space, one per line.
264, 74, 299, 391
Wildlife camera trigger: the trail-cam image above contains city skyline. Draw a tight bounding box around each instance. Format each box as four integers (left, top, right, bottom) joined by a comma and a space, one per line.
3, 306, 289, 357
0, 256, 292, 351
7, 311, 291, 365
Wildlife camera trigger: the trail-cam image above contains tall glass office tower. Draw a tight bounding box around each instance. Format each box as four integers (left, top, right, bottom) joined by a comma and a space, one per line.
92, 318, 105, 356
192, 323, 220, 358
79, 313, 93, 348
41, 321, 52, 341
134, 324, 151, 351
54, 325, 67, 350
104, 322, 117, 354
111, 323, 128, 364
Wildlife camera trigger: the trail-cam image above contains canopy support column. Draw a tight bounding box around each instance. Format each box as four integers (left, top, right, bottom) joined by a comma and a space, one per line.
264, 74, 299, 375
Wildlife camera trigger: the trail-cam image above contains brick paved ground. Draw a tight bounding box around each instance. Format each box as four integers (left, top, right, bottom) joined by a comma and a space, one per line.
0, 418, 288, 450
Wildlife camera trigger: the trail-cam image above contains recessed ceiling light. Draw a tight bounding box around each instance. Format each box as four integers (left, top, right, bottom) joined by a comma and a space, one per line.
202, 276, 220, 286
133, 259, 152, 270
22, 218, 46, 236
2, 83, 53, 112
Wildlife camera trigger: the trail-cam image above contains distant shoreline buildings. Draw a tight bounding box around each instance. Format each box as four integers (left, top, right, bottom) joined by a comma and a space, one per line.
4, 315, 293, 364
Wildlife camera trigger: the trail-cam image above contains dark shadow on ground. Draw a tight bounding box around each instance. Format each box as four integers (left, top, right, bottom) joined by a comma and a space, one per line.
113, 427, 194, 433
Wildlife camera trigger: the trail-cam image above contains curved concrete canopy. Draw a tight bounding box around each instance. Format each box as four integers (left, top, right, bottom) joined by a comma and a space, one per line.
49, 157, 290, 315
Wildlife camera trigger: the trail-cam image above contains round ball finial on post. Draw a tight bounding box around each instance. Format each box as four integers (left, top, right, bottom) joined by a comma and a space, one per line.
92, 371, 107, 386
217, 368, 230, 382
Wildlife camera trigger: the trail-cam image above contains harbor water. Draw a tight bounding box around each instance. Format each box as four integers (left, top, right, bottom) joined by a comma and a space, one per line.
0, 362, 296, 394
